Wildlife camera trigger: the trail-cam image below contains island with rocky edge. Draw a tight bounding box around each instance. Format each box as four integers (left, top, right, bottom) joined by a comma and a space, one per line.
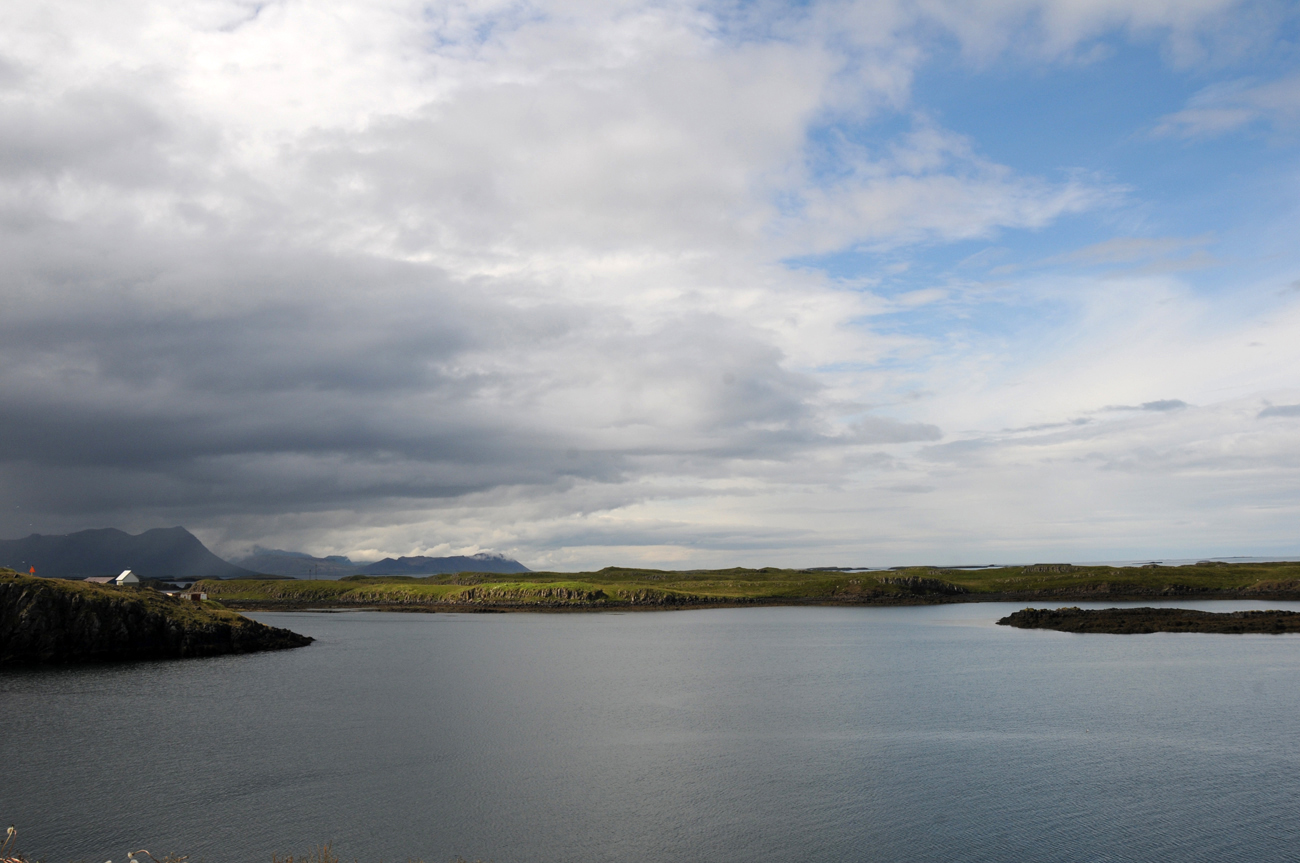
997, 606, 1300, 634
0, 570, 312, 664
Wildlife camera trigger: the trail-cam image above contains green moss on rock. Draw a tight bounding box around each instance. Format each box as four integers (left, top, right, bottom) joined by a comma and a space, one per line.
0, 571, 312, 664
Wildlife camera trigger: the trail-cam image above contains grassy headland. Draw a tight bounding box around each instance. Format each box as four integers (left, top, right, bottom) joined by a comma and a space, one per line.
196, 559, 1300, 611
0, 570, 312, 663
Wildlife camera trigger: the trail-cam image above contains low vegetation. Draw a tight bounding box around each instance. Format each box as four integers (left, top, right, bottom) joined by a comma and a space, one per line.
195, 560, 1300, 611
0, 571, 312, 663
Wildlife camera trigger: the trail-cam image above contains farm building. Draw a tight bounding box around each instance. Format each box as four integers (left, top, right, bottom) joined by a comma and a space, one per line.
85, 570, 141, 585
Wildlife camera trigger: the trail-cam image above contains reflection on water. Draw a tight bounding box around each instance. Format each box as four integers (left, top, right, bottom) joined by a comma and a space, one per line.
6, 601, 1300, 863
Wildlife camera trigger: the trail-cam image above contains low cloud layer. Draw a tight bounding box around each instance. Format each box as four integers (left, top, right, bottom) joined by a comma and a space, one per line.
1, 0, 1297, 567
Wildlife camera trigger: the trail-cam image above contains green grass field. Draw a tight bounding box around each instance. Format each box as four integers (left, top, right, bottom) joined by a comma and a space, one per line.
2, 568, 264, 627
197, 560, 1300, 610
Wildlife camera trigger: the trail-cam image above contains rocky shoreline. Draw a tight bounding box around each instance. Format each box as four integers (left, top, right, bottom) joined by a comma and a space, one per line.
998, 606, 1300, 634
0, 572, 313, 664
213, 587, 1300, 613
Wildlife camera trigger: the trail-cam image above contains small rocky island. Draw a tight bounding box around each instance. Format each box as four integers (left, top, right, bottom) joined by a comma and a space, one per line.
0, 571, 312, 664
998, 606, 1300, 634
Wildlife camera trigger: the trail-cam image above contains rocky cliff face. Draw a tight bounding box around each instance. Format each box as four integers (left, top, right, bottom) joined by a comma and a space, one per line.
0, 572, 312, 664
876, 575, 969, 595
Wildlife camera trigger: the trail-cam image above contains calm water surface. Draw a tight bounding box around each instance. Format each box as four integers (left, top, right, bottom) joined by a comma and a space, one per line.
6, 602, 1300, 862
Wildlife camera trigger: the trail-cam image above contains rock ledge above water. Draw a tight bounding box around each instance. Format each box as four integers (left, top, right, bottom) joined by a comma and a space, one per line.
0, 571, 312, 664
998, 606, 1300, 634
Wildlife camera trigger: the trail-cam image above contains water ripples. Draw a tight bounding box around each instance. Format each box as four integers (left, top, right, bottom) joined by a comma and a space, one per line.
6, 603, 1300, 862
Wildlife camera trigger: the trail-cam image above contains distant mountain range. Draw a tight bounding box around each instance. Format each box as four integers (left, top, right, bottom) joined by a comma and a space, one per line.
0, 527, 530, 581
231, 548, 531, 579
0, 527, 257, 579
231, 548, 360, 578
361, 553, 530, 577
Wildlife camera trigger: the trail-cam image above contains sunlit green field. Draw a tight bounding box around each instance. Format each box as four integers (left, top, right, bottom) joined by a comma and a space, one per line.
3, 569, 263, 628
197, 560, 1300, 609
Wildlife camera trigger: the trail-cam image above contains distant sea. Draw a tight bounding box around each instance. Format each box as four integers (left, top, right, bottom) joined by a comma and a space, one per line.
1076, 555, 1300, 567
825, 555, 1300, 571
7, 602, 1300, 862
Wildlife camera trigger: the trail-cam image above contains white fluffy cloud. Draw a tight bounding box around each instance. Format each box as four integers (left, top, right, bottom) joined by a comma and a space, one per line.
0, 0, 1295, 566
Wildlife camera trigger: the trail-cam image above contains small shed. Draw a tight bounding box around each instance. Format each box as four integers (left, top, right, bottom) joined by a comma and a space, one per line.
115, 570, 140, 585
85, 576, 115, 584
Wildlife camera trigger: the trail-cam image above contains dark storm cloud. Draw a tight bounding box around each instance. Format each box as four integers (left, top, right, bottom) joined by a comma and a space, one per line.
0, 66, 856, 537
0, 254, 593, 514
0, 199, 911, 538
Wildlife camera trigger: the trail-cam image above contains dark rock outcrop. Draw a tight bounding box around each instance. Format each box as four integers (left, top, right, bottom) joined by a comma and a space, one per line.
876, 575, 968, 595
998, 606, 1300, 634
0, 572, 312, 664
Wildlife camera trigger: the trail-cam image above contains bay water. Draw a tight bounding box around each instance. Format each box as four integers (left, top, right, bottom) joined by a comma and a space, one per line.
5, 601, 1300, 862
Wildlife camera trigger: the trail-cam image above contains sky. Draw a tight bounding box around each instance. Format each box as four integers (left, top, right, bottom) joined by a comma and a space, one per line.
1, 0, 1299, 569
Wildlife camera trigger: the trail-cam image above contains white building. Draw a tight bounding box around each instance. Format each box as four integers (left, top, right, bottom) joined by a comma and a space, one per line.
115, 570, 140, 585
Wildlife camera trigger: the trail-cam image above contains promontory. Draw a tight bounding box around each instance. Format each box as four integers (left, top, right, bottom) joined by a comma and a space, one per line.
0, 571, 312, 664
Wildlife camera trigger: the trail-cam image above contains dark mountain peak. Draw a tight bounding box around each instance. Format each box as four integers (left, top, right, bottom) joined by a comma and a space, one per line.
56, 527, 129, 539
0, 527, 255, 580
232, 550, 358, 578
360, 554, 530, 576
240, 547, 315, 560
231, 548, 530, 579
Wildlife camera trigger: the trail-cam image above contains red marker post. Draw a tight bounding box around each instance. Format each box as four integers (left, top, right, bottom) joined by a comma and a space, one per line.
29, 566, 35, 575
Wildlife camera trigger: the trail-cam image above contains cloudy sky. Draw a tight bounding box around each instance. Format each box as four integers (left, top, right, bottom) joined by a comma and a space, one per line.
1, 0, 1298, 568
